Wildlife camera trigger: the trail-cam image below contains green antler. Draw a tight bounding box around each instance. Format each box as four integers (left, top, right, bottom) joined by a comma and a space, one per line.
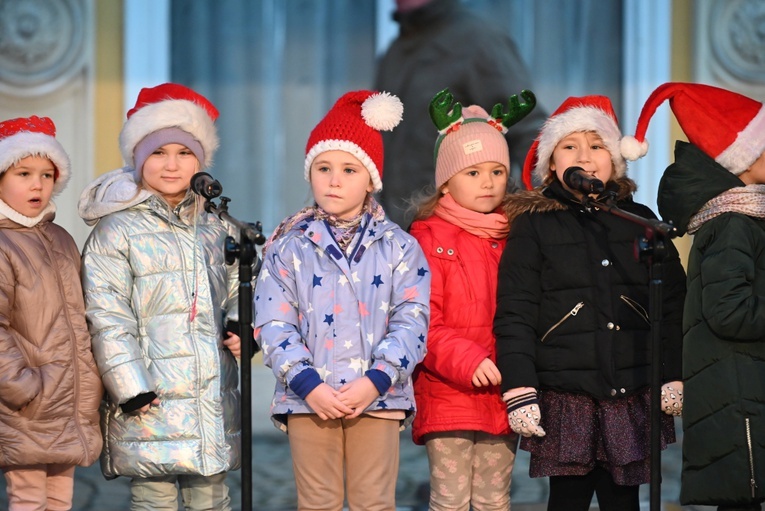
429, 88, 464, 133
490, 89, 537, 132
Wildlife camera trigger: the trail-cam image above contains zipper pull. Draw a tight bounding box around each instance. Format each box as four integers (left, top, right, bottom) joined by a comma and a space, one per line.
571, 302, 584, 316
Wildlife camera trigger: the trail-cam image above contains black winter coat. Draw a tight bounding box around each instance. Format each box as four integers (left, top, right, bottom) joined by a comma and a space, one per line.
495, 179, 686, 400
658, 141, 765, 506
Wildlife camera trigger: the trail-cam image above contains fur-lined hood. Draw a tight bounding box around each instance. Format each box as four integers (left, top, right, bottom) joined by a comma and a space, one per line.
503, 177, 638, 223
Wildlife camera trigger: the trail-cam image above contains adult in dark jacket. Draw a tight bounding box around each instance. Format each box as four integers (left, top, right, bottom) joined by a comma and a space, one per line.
642, 82, 765, 510
374, 0, 546, 228
495, 95, 686, 511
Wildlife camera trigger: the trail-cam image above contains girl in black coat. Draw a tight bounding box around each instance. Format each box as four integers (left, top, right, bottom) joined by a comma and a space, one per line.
494, 95, 687, 511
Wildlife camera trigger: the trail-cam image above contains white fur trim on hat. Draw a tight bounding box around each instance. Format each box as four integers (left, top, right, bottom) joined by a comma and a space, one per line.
304, 139, 382, 192
0, 131, 71, 195
119, 99, 219, 169
534, 106, 626, 184
717, 104, 765, 175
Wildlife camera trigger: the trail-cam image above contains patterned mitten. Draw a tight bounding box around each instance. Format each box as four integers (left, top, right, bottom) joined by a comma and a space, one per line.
503, 387, 546, 437
661, 381, 683, 416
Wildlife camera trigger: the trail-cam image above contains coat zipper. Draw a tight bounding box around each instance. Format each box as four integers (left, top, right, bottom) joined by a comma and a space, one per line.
746, 417, 758, 499
620, 295, 650, 324
541, 302, 584, 343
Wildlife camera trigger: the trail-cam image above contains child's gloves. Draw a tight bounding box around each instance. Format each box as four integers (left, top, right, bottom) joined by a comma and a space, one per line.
661, 381, 683, 416
503, 387, 546, 438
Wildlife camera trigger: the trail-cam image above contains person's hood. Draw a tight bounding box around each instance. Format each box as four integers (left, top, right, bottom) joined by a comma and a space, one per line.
77, 167, 153, 226
657, 141, 745, 236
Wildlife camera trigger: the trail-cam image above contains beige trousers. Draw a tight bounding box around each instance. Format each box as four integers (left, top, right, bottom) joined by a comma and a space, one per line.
287, 414, 401, 511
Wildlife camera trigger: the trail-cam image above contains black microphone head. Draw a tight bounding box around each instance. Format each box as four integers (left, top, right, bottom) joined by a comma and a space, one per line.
190, 172, 211, 190
562, 166, 604, 194
562, 166, 585, 182
191, 172, 222, 199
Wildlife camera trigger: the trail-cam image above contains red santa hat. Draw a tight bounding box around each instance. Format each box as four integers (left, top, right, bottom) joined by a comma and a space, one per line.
120, 82, 219, 171
523, 95, 640, 190
304, 90, 403, 192
0, 115, 71, 195
620, 82, 765, 175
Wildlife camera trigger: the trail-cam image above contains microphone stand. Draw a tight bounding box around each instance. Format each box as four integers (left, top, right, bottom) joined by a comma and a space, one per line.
198, 188, 265, 511
581, 193, 677, 511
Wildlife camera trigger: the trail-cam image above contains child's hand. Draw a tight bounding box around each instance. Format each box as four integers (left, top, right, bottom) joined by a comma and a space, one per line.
223, 331, 242, 358
661, 381, 683, 416
472, 358, 502, 387
337, 377, 379, 419
305, 383, 354, 420
134, 398, 160, 415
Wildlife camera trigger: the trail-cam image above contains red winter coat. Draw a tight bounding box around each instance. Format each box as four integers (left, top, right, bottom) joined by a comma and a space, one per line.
409, 215, 510, 444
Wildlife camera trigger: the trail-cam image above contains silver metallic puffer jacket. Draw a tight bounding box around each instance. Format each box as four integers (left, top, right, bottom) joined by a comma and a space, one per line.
79, 168, 240, 479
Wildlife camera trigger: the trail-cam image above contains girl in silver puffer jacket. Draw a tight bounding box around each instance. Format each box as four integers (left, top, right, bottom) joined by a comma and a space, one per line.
80, 83, 241, 511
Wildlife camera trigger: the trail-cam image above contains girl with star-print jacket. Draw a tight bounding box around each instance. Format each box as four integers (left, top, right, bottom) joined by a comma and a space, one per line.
255, 211, 430, 429
254, 90, 430, 510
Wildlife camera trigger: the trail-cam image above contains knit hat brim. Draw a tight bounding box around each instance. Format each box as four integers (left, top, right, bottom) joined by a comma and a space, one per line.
0, 131, 71, 195
304, 139, 382, 192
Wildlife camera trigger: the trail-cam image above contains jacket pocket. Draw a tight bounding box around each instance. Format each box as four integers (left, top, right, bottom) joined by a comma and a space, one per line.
620, 294, 650, 324
745, 417, 758, 499
541, 302, 584, 343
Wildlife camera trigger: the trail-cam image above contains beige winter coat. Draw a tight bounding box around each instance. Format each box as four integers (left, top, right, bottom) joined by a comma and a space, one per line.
0, 202, 103, 467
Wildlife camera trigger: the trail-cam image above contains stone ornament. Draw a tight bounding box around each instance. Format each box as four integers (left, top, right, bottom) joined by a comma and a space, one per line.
0, 0, 85, 95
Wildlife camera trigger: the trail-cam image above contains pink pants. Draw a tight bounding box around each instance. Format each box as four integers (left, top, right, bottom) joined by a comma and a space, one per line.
2, 464, 76, 511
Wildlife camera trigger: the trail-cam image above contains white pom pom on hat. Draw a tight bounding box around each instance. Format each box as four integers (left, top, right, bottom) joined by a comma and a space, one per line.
304, 90, 403, 192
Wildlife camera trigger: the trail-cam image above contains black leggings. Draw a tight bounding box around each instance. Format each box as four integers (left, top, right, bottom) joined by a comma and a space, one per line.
547, 467, 640, 511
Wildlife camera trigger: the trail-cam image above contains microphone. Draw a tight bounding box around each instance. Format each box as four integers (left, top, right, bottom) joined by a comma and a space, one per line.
562, 166, 604, 194
190, 172, 223, 199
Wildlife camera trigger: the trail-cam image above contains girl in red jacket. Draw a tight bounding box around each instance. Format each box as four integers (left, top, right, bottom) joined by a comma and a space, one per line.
409, 88, 536, 510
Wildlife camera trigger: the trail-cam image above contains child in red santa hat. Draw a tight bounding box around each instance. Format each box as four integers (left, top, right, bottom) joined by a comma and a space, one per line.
641, 82, 765, 510
495, 95, 687, 511
79, 83, 241, 510
0, 116, 102, 511
255, 90, 431, 510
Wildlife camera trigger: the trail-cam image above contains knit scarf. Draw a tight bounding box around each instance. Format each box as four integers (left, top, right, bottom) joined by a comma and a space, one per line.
263, 196, 386, 255
433, 193, 510, 239
687, 184, 765, 234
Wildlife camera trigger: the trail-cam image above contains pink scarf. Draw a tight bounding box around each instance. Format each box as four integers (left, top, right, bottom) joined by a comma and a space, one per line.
433, 194, 510, 239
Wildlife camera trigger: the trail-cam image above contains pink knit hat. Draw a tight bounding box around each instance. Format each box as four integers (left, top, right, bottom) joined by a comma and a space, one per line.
621, 82, 765, 175
430, 88, 536, 189
0, 115, 71, 195
305, 90, 403, 192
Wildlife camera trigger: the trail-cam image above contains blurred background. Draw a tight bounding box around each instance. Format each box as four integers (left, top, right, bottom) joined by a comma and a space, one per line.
0, 1, 764, 508
2, 0, 764, 253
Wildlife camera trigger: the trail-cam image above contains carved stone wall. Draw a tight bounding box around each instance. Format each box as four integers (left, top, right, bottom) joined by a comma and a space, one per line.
0, 0, 93, 247
695, 0, 765, 100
